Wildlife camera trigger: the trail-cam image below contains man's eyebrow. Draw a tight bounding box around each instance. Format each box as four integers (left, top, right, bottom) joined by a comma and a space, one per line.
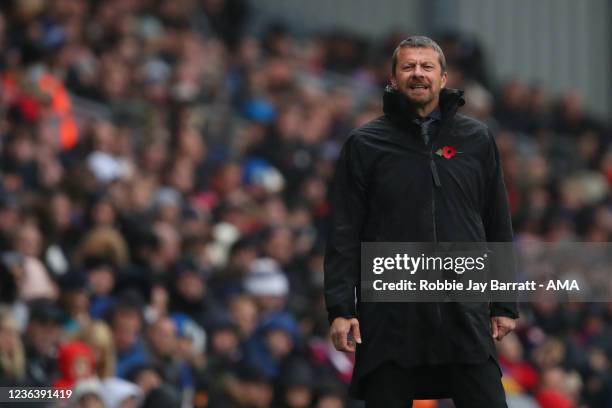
400, 60, 436, 65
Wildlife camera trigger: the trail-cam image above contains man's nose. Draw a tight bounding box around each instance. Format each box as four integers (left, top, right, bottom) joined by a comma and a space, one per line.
413, 64, 425, 76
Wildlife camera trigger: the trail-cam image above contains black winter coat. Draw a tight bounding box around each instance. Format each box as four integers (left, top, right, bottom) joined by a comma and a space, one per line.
324, 87, 519, 399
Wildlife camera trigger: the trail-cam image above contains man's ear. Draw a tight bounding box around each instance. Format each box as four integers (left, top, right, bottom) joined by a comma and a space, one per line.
441, 71, 448, 89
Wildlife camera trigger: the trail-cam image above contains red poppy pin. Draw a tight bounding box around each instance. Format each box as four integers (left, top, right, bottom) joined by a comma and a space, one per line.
435, 145, 460, 159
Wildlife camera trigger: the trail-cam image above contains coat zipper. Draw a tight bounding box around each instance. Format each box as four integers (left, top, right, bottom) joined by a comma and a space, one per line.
429, 150, 440, 241
429, 148, 443, 327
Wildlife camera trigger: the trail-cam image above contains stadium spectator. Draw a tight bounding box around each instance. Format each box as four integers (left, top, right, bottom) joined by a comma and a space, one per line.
23, 298, 64, 386
0, 308, 25, 384
107, 295, 150, 378
77, 320, 117, 379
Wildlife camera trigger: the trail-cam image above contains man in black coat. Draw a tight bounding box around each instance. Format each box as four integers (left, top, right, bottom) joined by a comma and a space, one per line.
324, 36, 518, 407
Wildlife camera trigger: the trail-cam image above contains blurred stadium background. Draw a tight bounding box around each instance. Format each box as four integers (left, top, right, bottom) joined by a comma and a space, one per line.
0, 0, 611, 407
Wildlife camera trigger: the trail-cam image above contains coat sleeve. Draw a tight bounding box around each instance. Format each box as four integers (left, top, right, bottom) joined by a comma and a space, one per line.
324, 133, 368, 324
483, 129, 519, 319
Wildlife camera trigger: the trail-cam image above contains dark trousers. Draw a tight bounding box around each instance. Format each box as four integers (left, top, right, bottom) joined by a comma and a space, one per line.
363, 358, 508, 408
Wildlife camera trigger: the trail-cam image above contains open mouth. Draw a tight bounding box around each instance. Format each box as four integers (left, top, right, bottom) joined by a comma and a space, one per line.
409, 84, 429, 90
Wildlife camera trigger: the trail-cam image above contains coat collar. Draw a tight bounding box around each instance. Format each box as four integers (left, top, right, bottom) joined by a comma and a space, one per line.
382, 85, 465, 129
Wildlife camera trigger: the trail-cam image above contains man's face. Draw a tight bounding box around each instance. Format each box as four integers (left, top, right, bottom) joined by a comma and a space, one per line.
148, 318, 177, 358
265, 328, 293, 359
176, 271, 205, 301
391, 47, 447, 109
211, 328, 239, 355
112, 311, 141, 351
27, 320, 61, 356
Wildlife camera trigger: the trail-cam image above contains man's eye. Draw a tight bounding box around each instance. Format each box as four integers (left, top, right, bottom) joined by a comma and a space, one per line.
424, 65, 434, 70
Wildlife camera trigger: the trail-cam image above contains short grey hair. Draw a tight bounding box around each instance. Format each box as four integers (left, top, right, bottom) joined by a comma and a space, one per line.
391, 36, 447, 75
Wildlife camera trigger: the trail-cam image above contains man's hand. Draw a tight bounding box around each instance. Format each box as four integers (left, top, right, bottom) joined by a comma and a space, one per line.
330, 317, 362, 352
491, 316, 517, 341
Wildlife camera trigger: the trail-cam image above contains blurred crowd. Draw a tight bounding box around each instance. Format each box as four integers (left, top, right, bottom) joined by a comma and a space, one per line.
0, 0, 611, 407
